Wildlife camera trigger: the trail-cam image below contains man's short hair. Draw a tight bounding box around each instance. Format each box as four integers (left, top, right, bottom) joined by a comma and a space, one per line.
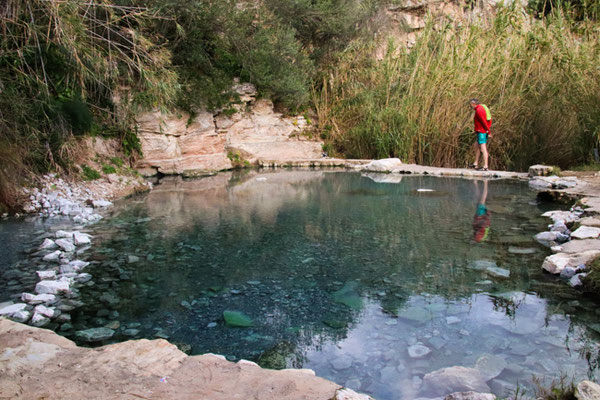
470, 98, 480, 104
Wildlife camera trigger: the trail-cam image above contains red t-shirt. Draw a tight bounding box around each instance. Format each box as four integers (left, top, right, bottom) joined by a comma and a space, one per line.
474, 105, 491, 133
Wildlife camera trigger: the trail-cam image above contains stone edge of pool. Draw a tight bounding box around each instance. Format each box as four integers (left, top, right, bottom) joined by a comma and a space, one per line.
2, 160, 600, 400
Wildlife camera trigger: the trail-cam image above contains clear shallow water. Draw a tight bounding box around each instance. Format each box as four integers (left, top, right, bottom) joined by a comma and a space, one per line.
2, 171, 600, 399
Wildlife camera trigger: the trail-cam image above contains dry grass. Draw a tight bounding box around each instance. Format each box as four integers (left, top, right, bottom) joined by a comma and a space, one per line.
315, 5, 600, 170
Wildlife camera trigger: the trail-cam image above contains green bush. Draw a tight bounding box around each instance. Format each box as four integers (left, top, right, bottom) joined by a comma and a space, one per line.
110, 157, 124, 168
102, 164, 117, 174
81, 165, 101, 181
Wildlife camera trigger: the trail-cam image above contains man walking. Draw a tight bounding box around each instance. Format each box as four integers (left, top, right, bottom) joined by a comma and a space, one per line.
469, 98, 492, 171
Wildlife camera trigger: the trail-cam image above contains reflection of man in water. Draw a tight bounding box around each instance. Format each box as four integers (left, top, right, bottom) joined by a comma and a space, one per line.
473, 180, 491, 243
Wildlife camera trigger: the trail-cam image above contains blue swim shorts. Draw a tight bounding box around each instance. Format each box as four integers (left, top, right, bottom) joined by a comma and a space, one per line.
476, 132, 488, 145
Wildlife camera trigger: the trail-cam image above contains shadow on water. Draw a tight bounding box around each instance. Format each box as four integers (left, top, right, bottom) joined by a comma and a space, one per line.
2, 170, 598, 400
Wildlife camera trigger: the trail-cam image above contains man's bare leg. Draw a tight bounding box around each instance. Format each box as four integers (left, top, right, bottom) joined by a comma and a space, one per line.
473, 142, 480, 167
480, 143, 489, 169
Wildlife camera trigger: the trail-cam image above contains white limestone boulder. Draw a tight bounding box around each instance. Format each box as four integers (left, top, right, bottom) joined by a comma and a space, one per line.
55, 239, 75, 252
542, 250, 600, 274
571, 226, 600, 240
528, 164, 554, 177
362, 158, 403, 173
35, 280, 70, 295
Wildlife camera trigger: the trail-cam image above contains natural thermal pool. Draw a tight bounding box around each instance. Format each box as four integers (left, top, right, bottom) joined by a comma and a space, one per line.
1, 170, 599, 399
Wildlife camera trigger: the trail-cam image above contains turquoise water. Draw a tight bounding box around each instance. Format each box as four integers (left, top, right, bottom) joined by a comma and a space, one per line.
2, 171, 599, 399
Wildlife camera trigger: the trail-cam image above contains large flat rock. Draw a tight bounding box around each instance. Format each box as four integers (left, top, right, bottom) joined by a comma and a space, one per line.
0, 319, 343, 400
542, 250, 600, 274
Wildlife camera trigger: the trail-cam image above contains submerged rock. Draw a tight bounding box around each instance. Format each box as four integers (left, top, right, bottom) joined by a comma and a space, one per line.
332, 282, 363, 310
75, 327, 115, 342
421, 366, 490, 398
223, 310, 254, 327
475, 354, 507, 381
408, 343, 432, 359
485, 267, 510, 279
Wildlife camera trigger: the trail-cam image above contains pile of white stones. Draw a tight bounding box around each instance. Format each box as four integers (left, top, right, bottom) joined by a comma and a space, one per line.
537, 207, 600, 287
21, 173, 112, 223
0, 230, 94, 328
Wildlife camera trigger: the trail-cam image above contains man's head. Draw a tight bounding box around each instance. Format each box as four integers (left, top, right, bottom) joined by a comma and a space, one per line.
469, 98, 480, 110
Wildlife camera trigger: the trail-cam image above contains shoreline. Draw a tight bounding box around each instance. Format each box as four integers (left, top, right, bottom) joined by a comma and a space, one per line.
1, 161, 599, 400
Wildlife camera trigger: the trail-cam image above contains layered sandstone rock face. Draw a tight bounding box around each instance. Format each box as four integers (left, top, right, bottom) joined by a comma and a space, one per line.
135, 83, 323, 177
374, 0, 528, 58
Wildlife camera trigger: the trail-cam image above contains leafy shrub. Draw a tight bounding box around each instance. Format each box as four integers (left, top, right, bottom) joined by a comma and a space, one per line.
102, 164, 117, 174
81, 165, 101, 181
110, 157, 124, 168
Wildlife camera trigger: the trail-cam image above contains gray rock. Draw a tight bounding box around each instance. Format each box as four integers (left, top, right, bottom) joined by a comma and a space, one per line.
550, 221, 569, 233
74, 273, 92, 283
542, 210, 580, 225
128, 255, 140, 263
30, 312, 50, 327
528, 165, 554, 177
56, 313, 71, 323
25, 293, 57, 305
507, 247, 537, 255
34, 305, 58, 318
535, 231, 569, 246
122, 328, 140, 337
55, 230, 74, 238
485, 267, 510, 279
331, 356, 353, 371
560, 266, 578, 279
43, 250, 62, 262
92, 200, 112, 208
55, 238, 75, 252
60, 322, 73, 331
0, 303, 27, 316
35, 280, 70, 295
10, 310, 32, 323
421, 367, 490, 398
475, 354, 507, 381
570, 273, 587, 288
37, 270, 57, 280
75, 327, 115, 342
73, 232, 92, 245
468, 260, 497, 271
575, 380, 600, 400
408, 344, 432, 359
446, 316, 461, 325
362, 158, 402, 172
39, 238, 57, 250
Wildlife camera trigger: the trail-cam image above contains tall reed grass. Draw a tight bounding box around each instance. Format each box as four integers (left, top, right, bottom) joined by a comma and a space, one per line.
315, 5, 600, 170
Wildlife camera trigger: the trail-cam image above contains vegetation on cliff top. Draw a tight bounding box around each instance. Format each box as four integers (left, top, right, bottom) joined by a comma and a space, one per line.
0, 0, 599, 209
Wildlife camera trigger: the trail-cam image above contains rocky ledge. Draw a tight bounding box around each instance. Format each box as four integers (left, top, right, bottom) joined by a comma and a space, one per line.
0, 318, 372, 400
527, 166, 600, 289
